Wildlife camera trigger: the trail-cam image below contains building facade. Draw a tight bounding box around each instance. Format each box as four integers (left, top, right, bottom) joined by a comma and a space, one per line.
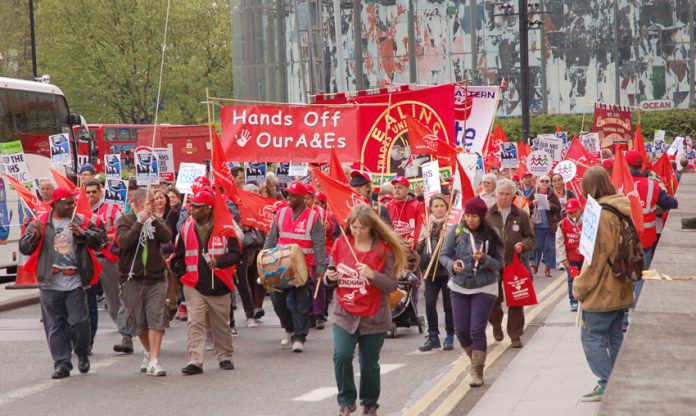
230, 0, 696, 116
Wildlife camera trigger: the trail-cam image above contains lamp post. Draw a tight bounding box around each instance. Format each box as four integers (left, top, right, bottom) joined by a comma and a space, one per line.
29, 0, 37, 78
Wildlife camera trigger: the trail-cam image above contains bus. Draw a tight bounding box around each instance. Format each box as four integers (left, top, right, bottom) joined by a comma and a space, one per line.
0, 76, 83, 271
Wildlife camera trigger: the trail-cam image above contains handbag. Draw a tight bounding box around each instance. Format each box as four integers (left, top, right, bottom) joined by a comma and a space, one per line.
503, 253, 538, 307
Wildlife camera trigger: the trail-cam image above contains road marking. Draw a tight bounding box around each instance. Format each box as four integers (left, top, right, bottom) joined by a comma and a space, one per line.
292, 387, 338, 402
401, 275, 566, 416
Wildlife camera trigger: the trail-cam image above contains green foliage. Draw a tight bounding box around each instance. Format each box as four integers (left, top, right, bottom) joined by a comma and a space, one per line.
495, 109, 696, 143
35, 0, 232, 124
0, 0, 33, 79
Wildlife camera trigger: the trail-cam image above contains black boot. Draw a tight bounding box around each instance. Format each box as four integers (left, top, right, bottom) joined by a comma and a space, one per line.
418, 334, 441, 352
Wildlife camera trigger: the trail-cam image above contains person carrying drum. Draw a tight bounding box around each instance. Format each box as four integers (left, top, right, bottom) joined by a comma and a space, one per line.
263, 181, 326, 352
324, 204, 406, 416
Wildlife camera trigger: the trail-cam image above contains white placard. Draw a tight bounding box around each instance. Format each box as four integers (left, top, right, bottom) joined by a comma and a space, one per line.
104, 154, 121, 180
175, 162, 207, 194
154, 147, 175, 182
535, 193, 549, 210
49, 133, 72, 167
580, 133, 602, 159
104, 179, 128, 209
500, 142, 519, 169
288, 162, 308, 177
526, 150, 554, 177
0, 140, 31, 185
553, 160, 577, 183
653, 130, 666, 143
421, 160, 441, 205
536, 134, 564, 162
135, 146, 159, 185
668, 136, 684, 157
457, 153, 480, 191
456, 86, 500, 153
579, 195, 602, 266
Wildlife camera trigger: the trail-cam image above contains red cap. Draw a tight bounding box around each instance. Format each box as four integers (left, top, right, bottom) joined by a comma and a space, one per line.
625, 150, 642, 167
523, 172, 533, 177
287, 181, 308, 195
315, 191, 327, 203
512, 174, 520, 181
50, 187, 74, 206
601, 159, 614, 170
391, 176, 410, 187
565, 198, 581, 213
349, 170, 371, 187
189, 189, 215, 207
379, 193, 394, 204
191, 176, 212, 194
306, 184, 316, 194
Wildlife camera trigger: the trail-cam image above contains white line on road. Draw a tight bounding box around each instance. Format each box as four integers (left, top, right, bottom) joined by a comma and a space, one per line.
292, 363, 405, 402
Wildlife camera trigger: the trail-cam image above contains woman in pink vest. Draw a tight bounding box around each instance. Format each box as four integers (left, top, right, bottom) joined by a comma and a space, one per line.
324, 204, 406, 416
555, 199, 584, 311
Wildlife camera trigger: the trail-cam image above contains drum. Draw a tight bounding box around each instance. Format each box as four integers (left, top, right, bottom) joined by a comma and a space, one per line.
257, 244, 308, 290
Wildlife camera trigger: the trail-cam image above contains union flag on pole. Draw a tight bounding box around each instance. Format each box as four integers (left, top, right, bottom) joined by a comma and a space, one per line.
313, 168, 368, 227
212, 187, 240, 239
329, 146, 349, 184
631, 124, 651, 171
652, 152, 678, 196
612, 146, 644, 234
51, 169, 92, 221
50, 169, 77, 192
235, 187, 278, 232
211, 130, 241, 205
405, 115, 458, 167
4, 175, 49, 218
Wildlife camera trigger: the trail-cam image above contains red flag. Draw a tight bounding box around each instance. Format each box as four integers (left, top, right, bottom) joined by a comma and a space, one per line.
632, 124, 651, 171
73, 186, 93, 223
4, 175, 49, 217
330, 147, 349, 184
235, 187, 278, 232
452, 159, 476, 202
50, 169, 77, 193
555, 125, 562, 134
612, 146, 644, 234
562, 137, 600, 206
652, 152, 678, 196
313, 168, 368, 227
405, 116, 458, 167
212, 187, 240, 238
210, 130, 241, 205
493, 125, 508, 142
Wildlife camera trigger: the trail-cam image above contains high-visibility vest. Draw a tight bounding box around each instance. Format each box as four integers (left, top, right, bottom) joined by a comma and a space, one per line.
276, 206, 318, 268
180, 219, 236, 292
94, 202, 120, 263
634, 175, 659, 249
559, 217, 584, 262
513, 195, 530, 214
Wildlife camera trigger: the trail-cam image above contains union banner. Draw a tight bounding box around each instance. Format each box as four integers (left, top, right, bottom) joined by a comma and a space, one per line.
592, 103, 633, 149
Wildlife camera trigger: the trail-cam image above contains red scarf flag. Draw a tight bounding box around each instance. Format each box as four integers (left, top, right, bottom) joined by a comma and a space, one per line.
631, 124, 651, 171
4, 175, 49, 217
235, 187, 278, 232
50, 169, 77, 193
481, 126, 505, 169
212, 187, 240, 239
329, 146, 349, 184
611, 146, 644, 234
210, 130, 241, 205
73, 185, 93, 223
313, 168, 368, 227
563, 137, 600, 206
517, 140, 531, 174
452, 158, 476, 202
652, 152, 678, 196
405, 115, 460, 167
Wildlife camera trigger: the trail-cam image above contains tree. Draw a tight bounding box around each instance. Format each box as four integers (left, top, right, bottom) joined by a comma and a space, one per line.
0, 0, 33, 79
35, 0, 233, 124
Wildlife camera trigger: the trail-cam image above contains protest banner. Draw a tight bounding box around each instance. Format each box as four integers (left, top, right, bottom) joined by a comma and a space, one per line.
455, 86, 500, 154
500, 142, 519, 169
580, 133, 602, 159
49, 133, 71, 167
592, 102, 633, 149
104, 154, 121, 180
536, 134, 564, 162
245, 162, 267, 184
175, 162, 207, 194
553, 160, 577, 183
288, 162, 308, 178
556, 131, 568, 145
668, 137, 684, 157
420, 160, 441, 206
526, 150, 554, 177
134, 146, 159, 185
105, 179, 128, 208
0, 140, 31, 186
653, 130, 666, 143
154, 147, 175, 182
579, 195, 601, 265
275, 163, 291, 183
220, 104, 359, 163
458, 153, 481, 191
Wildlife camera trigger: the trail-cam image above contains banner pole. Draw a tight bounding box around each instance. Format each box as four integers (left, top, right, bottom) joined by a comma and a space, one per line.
375, 93, 392, 216
205, 87, 215, 290
422, 189, 458, 281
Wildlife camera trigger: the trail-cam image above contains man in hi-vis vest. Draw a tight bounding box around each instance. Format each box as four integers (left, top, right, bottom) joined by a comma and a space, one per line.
264, 181, 326, 353
172, 188, 241, 375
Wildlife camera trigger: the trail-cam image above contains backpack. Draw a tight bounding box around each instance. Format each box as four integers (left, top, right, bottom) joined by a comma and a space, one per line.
599, 203, 644, 283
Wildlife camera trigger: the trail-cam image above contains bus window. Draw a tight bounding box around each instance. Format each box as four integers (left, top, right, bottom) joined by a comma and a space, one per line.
105, 128, 118, 141
117, 127, 130, 141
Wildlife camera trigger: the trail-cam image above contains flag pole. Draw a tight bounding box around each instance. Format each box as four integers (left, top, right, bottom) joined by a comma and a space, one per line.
205, 87, 216, 290
422, 188, 458, 281
375, 93, 392, 216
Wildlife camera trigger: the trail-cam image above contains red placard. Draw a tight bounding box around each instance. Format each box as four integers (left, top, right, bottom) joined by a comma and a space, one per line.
592, 102, 633, 149
220, 105, 359, 163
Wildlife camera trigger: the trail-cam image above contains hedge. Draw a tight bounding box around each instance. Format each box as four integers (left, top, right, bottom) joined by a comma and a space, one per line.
495, 109, 696, 143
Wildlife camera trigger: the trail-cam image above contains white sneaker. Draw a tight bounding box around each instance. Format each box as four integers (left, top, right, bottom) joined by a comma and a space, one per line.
140, 356, 149, 373
146, 362, 167, 377
205, 329, 214, 351
247, 318, 258, 328
280, 332, 292, 348
292, 340, 304, 353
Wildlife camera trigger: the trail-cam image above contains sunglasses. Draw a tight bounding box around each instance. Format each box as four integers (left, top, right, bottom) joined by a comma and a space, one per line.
539, 180, 550, 183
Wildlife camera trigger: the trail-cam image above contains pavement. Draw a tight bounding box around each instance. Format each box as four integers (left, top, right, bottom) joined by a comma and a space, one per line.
0, 282, 39, 313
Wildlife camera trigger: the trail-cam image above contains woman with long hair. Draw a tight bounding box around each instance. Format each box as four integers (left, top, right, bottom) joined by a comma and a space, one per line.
529, 174, 562, 276
152, 189, 179, 253
551, 173, 576, 216
324, 204, 406, 416
416, 193, 455, 351
440, 196, 504, 387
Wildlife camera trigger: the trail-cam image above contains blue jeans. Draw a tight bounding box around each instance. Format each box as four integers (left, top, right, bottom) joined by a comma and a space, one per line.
533, 226, 556, 269
623, 245, 656, 327
567, 260, 583, 305
270, 284, 310, 343
581, 310, 625, 387
40, 287, 91, 370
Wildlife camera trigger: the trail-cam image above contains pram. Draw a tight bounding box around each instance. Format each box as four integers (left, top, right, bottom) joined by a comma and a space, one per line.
388, 270, 424, 338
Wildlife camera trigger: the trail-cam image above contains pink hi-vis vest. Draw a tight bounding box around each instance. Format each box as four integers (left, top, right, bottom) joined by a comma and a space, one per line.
95, 202, 120, 263
634, 176, 659, 249
180, 219, 236, 292
332, 235, 387, 317
559, 217, 584, 263
276, 206, 318, 268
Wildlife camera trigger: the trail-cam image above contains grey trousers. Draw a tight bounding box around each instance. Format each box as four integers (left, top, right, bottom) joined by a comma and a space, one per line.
40, 287, 91, 371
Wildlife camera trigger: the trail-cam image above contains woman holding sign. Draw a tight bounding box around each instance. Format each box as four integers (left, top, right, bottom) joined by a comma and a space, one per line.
324, 204, 405, 416
440, 197, 504, 387
529, 175, 561, 276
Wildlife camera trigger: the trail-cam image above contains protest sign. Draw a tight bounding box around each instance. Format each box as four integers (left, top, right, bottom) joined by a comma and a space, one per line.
105, 179, 128, 208
668, 137, 684, 157
536, 134, 564, 162
447, 192, 464, 226
288, 162, 308, 178
580, 133, 602, 159
420, 160, 441, 206
553, 160, 577, 183
0, 141, 31, 186
458, 153, 481, 191
500, 142, 519, 169
175, 162, 207, 194
49, 134, 71, 167
653, 130, 666, 143
526, 150, 554, 177
455, 86, 500, 153
579, 195, 602, 265
593, 102, 633, 149
245, 162, 267, 184
104, 154, 121, 180
220, 105, 359, 163
154, 147, 175, 182
556, 131, 568, 145
275, 163, 291, 183
135, 146, 159, 185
